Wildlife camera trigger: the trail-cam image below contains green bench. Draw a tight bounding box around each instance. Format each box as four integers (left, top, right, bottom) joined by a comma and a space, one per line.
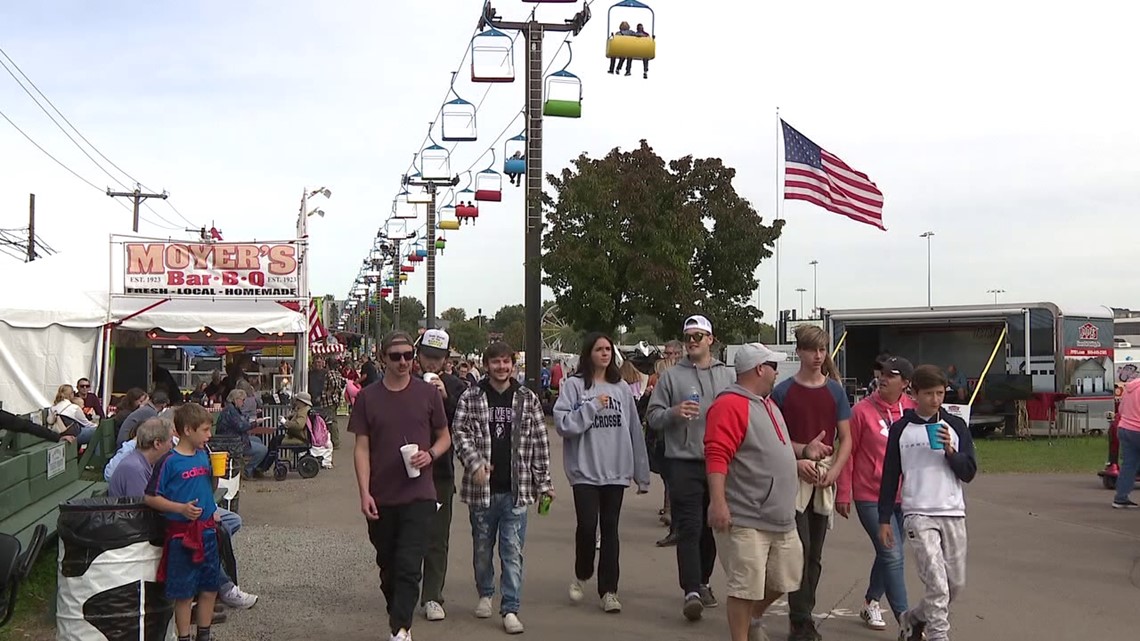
0, 418, 111, 550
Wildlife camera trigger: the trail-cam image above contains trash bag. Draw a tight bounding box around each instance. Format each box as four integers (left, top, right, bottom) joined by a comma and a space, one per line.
58, 497, 164, 578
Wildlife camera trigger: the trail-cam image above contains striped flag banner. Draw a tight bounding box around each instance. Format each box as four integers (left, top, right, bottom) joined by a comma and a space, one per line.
309, 299, 328, 343
782, 119, 885, 230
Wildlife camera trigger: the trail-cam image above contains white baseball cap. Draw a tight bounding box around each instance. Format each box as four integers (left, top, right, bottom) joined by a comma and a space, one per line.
733, 343, 787, 374
418, 328, 451, 356
683, 314, 713, 335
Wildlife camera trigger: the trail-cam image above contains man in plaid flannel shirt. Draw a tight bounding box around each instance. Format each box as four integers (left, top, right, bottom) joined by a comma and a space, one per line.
452, 342, 555, 635
314, 359, 346, 449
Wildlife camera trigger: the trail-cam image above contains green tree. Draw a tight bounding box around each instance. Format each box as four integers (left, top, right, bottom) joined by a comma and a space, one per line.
502, 320, 526, 352
441, 307, 467, 323
542, 140, 782, 340
491, 304, 526, 332
448, 319, 488, 356
379, 296, 425, 335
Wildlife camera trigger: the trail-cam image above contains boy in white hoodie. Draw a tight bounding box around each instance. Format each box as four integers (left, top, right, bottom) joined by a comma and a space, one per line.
878, 365, 978, 641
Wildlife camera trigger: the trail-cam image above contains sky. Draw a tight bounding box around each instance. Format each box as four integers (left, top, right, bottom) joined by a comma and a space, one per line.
1, 0, 1138, 327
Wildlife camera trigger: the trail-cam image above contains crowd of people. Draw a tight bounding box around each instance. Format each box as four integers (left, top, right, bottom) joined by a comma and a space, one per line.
13, 315, 984, 641
341, 318, 978, 641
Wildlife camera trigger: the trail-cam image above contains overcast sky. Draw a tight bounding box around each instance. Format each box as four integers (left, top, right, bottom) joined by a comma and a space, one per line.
1, 1, 1137, 325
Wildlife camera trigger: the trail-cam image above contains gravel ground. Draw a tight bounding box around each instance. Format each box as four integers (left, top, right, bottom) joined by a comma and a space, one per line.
216, 418, 1140, 641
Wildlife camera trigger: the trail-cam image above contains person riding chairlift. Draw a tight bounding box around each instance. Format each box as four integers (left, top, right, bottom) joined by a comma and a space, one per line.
607, 22, 651, 79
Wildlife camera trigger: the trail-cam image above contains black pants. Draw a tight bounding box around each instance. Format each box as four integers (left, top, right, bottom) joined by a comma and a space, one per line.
669, 459, 716, 594
608, 57, 649, 75
366, 500, 435, 633
420, 476, 454, 605
572, 484, 625, 596
789, 501, 830, 625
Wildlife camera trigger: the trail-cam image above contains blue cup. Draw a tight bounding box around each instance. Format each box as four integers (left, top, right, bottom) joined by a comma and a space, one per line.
926, 423, 945, 450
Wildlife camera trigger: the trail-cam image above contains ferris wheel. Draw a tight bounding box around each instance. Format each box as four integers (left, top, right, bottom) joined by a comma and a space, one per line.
541, 304, 572, 353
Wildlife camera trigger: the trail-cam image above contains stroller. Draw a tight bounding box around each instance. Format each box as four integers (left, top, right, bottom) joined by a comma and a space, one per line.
265, 411, 331, 481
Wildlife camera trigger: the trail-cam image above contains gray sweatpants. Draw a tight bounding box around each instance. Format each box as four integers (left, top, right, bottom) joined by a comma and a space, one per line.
901, 514, 967, 641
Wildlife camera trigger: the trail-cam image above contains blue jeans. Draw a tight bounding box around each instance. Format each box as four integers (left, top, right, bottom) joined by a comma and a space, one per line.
245, 439, 268, 476
77, 425, 96, 446
855, 501, 908, 619
1114, 429, 1140, 503
469, 492, 528, 615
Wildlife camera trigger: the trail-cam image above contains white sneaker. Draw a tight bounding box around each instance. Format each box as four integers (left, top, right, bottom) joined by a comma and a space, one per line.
503, 613, 525, 634
748, 621, 771, 641
474, 596, 494, 619
600, 592, 622, 613
569, 579, 584, 603
391, 629, 412, 641
861, 600, 887, 630
219, 585, 258, 609
423, 600, 445, 621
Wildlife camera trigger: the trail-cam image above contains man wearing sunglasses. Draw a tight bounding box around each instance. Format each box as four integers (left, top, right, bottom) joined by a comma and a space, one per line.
76, 378, 106, 419
647, 314, 737, 622
349, 331, 452, 641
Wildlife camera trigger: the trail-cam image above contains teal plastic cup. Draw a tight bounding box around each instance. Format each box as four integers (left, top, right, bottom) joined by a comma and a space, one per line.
926, 423, 945, 450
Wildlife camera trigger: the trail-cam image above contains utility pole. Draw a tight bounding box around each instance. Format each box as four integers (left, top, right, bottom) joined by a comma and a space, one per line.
106, 185, 168, 232
404, 174, 459, 330
392, 238, 402, 333
482, 1, 590, 394
27, 194, 34, 261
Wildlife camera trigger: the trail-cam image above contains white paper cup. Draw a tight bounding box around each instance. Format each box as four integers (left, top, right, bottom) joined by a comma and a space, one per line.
400, 443, 421, 478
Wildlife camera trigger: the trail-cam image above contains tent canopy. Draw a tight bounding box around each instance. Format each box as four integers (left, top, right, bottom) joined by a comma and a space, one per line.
0, 250, 306, 414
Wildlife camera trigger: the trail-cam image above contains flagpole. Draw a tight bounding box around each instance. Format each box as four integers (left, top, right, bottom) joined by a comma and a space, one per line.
774, 107, 782, 341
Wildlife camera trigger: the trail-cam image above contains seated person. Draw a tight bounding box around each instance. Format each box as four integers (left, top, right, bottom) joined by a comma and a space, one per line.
48, 384, 98, 445
278, 392, 333, 468
108, 418, 259, 611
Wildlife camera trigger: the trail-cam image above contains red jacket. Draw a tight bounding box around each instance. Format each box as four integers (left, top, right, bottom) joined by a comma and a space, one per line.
837, 391, 916, 504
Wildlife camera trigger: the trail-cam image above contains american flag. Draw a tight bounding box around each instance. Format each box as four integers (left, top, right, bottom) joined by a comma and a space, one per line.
781, 120, 885, 230
309, 299, 328, 343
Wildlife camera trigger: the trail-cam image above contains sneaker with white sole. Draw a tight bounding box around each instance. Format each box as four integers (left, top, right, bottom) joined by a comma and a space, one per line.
601, 592, 622, 613
569, 579, 584, 603
391, 629, 412, 641
503, 613, 524, 634
219, 585, 258, 609
1112, 499, 1139, 509
423, 600, 445, 621
861, 600, 887, 630
474, 597, 493, 619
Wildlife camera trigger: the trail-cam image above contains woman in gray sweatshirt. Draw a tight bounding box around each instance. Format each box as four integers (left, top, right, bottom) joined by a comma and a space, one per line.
554, 332, 651, 615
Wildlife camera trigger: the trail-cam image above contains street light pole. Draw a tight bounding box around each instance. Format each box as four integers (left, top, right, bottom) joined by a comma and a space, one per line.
920, 231, 935, 307
987, 288, 1006, 305
795, 287, 807, 319
808, 260, 818, 316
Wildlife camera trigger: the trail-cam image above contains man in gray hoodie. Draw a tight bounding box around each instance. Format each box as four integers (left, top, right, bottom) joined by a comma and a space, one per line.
705, 343, 832, 641
647, 314, 737, 621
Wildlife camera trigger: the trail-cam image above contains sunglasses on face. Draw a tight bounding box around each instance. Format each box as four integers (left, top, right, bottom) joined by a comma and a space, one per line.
763, 362, 779, 372
78, 384, 90, 389
386, 351, 415, 362
684, 332, 708, 343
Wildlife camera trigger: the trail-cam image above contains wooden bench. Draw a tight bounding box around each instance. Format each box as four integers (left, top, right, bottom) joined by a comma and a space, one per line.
0, 418, 110, 550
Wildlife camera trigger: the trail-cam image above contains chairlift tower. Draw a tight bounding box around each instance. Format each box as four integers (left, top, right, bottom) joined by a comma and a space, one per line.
403, 172, 461, 330
480, 0, 591, 394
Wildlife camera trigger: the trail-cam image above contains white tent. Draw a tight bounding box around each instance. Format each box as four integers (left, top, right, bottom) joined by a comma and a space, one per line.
0, 250, 306, 414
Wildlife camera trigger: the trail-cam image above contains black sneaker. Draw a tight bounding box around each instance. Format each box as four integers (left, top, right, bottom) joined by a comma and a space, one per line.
804, 620, 822, 641
898, 618, 924, 641
1112, 499, 1139, 509
698, 585, 718, 608
655, 531, 678, 547
682, 593, 703, 621
788, 623, 812, 641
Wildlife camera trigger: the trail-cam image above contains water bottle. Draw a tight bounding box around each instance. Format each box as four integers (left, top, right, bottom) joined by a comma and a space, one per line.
687, 386, 700, 420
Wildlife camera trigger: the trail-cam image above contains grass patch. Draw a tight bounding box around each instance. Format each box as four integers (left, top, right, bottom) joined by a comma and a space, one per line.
975, 435, 1108, 474
0, 545, 56, 641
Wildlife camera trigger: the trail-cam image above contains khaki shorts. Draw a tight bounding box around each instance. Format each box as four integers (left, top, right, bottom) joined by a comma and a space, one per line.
714, 526, 803, 600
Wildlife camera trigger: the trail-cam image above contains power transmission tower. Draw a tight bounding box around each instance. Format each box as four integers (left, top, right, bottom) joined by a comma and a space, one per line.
106, 185, 169, 232
481, 1, 590, 393
404, 173, 459, 330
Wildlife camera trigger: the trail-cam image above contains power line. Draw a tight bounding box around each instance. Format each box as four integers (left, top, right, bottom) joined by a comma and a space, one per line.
0, 45, 198, 228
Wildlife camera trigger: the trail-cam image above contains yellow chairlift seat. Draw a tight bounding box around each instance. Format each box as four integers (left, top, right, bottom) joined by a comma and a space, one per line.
606, 35, 655, 60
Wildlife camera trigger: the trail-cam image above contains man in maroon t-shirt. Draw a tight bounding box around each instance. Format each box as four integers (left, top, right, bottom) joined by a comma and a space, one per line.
771, 326, 852, 641
350, 331, 451, 641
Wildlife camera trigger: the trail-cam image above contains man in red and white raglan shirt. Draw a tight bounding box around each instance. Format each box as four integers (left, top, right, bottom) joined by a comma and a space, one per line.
705, 343, 832, 641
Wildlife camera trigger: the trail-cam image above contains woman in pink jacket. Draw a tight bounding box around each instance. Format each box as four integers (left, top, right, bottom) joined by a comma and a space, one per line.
1112, 378, 1140, 508
837, 356, 916, 631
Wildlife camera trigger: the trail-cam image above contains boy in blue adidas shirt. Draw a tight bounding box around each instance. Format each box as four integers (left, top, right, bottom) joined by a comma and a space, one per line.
145, 403, 221, 641
878, 365, 977, 641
